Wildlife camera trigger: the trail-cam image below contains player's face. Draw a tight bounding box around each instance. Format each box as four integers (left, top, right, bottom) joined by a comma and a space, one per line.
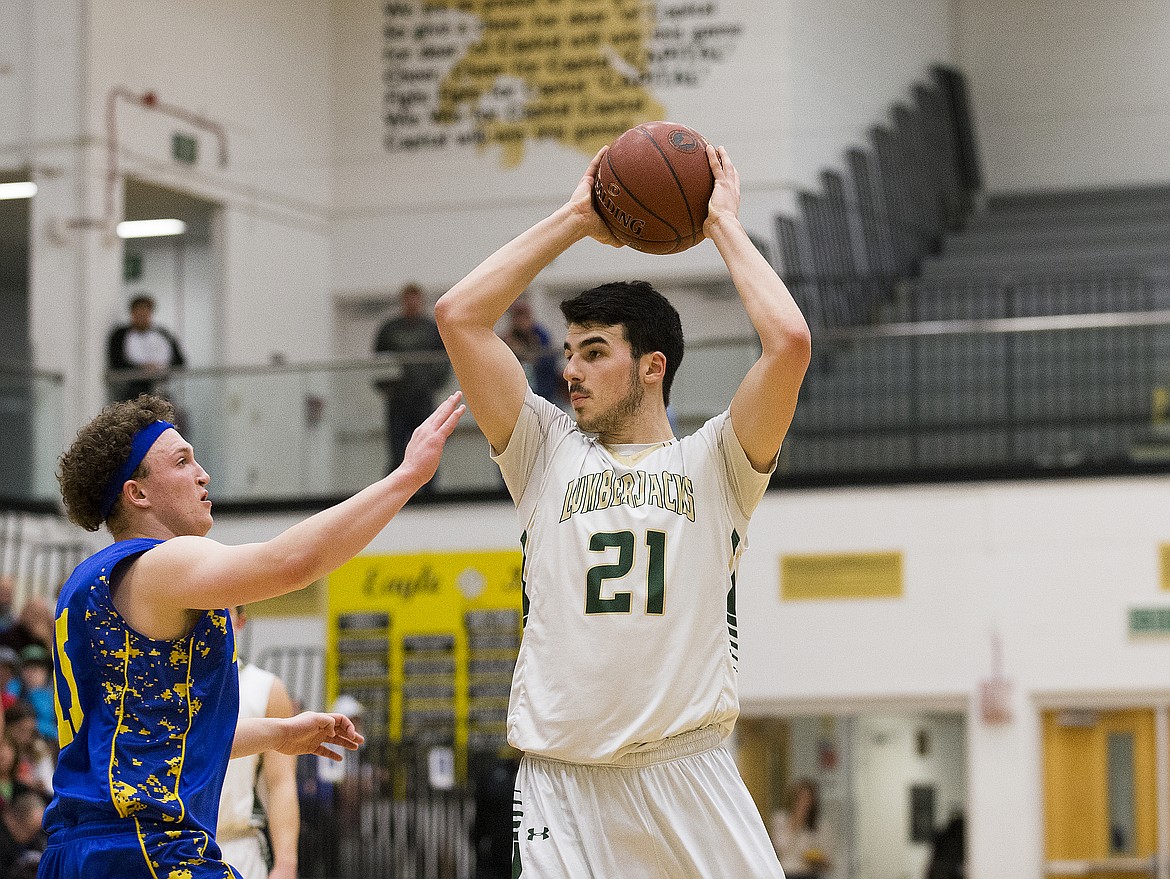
563, 324, 645, 435
136, 429, 213, 537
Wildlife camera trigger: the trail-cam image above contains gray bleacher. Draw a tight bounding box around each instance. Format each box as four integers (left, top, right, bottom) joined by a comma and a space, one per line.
919, 186, 1170, 283
771, 67, 1170, 482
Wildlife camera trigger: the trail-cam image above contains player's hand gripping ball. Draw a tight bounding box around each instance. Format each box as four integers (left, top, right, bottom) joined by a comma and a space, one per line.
592, 121, 715, 255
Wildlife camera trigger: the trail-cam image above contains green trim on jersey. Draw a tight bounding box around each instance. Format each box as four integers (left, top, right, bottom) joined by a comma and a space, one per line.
519, 530, 531, 629
728, 529, 741, 667
512, 790, 524, 878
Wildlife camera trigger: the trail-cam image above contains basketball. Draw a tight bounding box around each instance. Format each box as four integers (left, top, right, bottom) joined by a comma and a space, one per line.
592, 121, 715, 255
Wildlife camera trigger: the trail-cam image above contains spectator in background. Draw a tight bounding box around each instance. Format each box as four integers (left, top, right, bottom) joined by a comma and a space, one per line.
217, 607, 300, 879
10, 648, 53, 745
0, 577, 14, 631
0, 791, 47, 876
0, 650, 19, 712
925, 811, 965, 879
770, 778, 832, 879
0, 736, 31, 809
373, 284, 451, 487
106, 293, 186, 401
500, 299, 564, 406
0, 599, 52, 661
2, 703, 51, 801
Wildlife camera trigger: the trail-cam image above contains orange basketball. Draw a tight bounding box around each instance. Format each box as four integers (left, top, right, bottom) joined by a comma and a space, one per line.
592, 121, 715, 255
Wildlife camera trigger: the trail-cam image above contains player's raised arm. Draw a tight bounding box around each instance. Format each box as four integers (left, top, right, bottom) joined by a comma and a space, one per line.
436, 147, 623, 452
703, 144, 812, 471
128, 392, 464, 620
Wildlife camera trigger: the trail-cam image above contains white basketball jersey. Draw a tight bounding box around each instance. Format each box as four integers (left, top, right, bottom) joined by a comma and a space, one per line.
217, 662, 276, 838
493, 390, 774, 764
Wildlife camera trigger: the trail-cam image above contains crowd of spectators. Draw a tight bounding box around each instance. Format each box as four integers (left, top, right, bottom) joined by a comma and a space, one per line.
0, 578, 54, 877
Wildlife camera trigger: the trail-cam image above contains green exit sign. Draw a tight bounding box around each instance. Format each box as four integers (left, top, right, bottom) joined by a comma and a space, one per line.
1129, 606, 1170, 636
172, 133, 198, 165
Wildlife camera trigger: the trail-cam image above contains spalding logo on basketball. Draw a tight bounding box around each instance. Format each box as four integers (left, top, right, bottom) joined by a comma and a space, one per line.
592, 121, 715, 255
668, 129, 700, 153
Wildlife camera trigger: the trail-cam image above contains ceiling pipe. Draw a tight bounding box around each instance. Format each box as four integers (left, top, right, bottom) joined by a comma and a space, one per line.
58, 86, 229, 240
104, 86, 229, 230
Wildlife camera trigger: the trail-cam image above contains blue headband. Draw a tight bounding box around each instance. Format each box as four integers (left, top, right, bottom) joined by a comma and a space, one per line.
99, 420, 175, 521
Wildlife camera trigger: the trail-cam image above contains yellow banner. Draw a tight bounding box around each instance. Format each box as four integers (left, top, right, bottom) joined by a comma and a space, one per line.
780, 551, 904, 601
327, 550, 523, 756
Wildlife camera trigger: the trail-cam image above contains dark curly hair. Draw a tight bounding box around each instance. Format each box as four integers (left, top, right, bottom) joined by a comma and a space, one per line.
561, 281, 685, 406
58, 395, 176, 532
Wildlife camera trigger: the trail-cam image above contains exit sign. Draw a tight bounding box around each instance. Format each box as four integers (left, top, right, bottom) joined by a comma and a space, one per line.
172, 133, 198, 165
1129, 606, 1170, 636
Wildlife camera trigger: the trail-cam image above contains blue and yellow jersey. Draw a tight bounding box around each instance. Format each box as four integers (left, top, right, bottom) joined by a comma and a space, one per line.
45, 539, 239, 846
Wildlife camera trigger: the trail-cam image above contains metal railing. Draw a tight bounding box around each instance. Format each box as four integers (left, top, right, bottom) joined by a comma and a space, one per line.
296, 738, 498, 879
87, 300, 1170, 497
780, 273, 1170, 484
5, 277, 1170, 513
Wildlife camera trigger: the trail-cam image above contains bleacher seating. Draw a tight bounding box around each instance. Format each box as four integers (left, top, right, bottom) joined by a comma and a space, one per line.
763, 52, 1170, 485
919, 186, 1170, 282
776, 64, 982, 331
780, 185, 1170, 482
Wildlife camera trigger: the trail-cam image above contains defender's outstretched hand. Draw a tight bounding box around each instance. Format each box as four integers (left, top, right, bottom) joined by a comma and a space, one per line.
399, 391, 466, 487
568, 146, 625, 248
703, 143, 742, 240
276, 710, 365, 761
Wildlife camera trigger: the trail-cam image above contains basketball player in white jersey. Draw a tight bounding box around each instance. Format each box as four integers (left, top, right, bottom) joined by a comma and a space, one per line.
436, 143, 810, 878
218, 607, 299, 879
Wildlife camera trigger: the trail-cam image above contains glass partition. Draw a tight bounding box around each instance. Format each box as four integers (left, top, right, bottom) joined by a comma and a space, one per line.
0, 367, 66, 507
95, 309, 1170, 506
161, 354, 500, 502
1106, 731, 1137, 855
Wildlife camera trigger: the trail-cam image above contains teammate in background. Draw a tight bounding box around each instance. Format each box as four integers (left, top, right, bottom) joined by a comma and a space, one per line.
217, 607, 299, 879
42, 390, 463, 878
436, 145, 810, 877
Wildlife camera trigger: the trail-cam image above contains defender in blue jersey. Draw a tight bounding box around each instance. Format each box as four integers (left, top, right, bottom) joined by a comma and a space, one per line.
44, 392, 464, 878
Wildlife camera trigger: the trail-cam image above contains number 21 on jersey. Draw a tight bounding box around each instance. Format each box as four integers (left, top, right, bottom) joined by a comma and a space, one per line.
586, 529, 667, 615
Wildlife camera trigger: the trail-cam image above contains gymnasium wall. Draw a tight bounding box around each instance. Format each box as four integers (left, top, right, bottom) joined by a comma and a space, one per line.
1, 0, 339, 416
955, 0, 1170, 192
85, 0, 337, 367
329, 0, 958, 306
5, 0, 1170, 413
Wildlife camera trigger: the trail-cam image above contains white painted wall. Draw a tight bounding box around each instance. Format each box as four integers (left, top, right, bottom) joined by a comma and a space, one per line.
956, 0, 1170, 192
778, 0, 958, 198
330, 0, 958, 297
3, 0, 337, 425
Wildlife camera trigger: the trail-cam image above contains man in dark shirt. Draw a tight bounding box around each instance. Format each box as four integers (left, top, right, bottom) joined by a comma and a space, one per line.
373, 284, 451, 484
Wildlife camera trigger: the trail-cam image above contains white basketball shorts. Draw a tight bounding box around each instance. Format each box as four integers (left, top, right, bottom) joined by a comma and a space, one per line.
511, 727, 785, 879
218, 831, 267, 879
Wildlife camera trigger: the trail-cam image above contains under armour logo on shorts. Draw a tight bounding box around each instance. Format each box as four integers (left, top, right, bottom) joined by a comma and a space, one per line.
527, 827, 550, 841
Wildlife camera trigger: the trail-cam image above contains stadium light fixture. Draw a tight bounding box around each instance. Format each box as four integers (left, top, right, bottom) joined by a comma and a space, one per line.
116, 219, 188, 238
0, 181, 37, 200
